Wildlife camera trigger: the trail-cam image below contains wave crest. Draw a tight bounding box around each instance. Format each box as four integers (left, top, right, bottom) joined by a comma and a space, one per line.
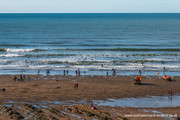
0, 54, 24, 57
0, 48, 45, 52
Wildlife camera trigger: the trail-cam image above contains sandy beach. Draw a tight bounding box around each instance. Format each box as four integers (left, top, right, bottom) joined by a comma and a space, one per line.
0, 75, 179, 101
0, 74, 179, 120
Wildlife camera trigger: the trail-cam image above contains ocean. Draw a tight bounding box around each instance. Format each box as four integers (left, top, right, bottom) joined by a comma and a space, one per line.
0, 13, 180, 76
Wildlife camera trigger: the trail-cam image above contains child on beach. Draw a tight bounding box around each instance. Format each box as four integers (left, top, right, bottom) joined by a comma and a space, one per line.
12, 75, 17, 82
73, 82, 79, 89
76, 82, 78, 88
73, 83, 76, 89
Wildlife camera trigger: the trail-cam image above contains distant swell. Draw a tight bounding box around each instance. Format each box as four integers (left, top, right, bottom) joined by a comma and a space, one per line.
57, 48, 180, 52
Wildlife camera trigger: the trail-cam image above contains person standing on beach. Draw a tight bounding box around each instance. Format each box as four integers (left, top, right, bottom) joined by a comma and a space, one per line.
46, 70, 50, 75
139, 70, 142, 76
163, 67, 165, 75
23, 74, 25, 80
66, 70, 68, 75
101, 64, 103, 67
75, 70, 78, 76
76, 82, 79, 88
63, 70, 66, 75
20, 74, 23, 81
168, 90, 172, 96
112, 69, 116, 76
78, 69, 80, 76
112, 69, 114, 76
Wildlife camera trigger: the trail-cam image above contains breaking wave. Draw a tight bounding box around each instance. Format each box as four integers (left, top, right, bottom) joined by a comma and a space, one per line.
0, 54, 24, 57
0, 48, 45, 52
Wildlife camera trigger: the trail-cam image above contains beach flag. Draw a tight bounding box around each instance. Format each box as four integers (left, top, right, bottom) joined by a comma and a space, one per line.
157, 72, 160, 75
157, 72, 160, 79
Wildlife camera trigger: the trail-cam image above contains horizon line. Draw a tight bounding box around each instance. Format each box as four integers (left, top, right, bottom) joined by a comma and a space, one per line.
0, 12, 180, 14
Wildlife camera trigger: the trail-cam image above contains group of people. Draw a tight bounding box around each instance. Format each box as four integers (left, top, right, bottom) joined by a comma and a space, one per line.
134, 75, 142, 84
44, 69, 82, 76
75, 69, 81, 76
73, 82, 79, 89
63, 70, 69, 75
43, 68, 118, 76
12, 73, 25, 82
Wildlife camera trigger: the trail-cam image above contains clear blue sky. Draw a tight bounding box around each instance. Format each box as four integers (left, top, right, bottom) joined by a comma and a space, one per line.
0, 0, 180, 13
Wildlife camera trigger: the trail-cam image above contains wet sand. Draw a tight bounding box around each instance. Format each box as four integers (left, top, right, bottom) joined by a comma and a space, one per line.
0, 74, 179, 120
0, 75, 179, 102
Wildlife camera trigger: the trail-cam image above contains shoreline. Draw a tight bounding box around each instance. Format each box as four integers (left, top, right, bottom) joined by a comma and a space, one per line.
0, 70, 179, 77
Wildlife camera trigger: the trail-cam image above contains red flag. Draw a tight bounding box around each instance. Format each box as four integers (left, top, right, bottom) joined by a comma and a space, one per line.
157, 72, 160, 75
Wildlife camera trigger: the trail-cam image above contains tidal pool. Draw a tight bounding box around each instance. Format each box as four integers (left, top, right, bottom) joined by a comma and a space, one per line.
92, 95, 180, 108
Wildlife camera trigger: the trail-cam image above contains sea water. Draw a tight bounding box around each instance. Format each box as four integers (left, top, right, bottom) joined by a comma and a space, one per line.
0, 13, 180, 76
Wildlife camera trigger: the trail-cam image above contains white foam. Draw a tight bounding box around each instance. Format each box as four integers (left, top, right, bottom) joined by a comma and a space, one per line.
145, 64, 179, 68
145, 58, 175, 62
0, 54, 23, 57
34, 57, 109, 63
5, 48, 35, 52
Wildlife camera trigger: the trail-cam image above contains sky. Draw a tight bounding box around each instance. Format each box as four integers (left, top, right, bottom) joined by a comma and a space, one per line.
0, 0, 180, 13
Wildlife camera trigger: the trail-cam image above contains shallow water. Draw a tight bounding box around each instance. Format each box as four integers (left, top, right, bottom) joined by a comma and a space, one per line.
93, 95, 180, 108
4, 95, 180, 108
36, 95, 180, 108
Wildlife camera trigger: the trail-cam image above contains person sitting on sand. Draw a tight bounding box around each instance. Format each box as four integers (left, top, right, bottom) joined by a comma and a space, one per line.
73, 83, 76, 89
90, 101, 97, 109
162, 75, 171, 81
12, 75, 17, 82
92, 106, 97, 110
134, 75, 142, 84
